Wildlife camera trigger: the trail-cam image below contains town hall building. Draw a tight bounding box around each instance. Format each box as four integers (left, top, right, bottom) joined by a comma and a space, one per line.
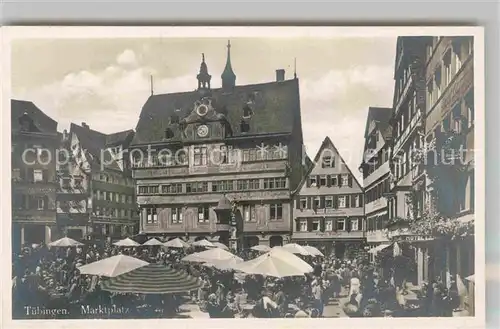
131, 41, 305, 249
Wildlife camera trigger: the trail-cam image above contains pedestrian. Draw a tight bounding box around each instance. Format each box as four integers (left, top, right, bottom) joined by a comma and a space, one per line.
311, 279, 324, 317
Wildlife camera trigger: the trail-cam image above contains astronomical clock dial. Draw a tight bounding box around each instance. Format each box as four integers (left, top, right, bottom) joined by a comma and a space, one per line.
196, 104, 209, 117
197, 124, 209, 138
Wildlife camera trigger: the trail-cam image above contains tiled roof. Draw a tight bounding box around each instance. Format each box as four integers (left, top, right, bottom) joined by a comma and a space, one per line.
70, 123, 131, 172
364, 107, 393, 139
11, 99, 57, 134
131, 78, 301, 145
106, 129, 135, 146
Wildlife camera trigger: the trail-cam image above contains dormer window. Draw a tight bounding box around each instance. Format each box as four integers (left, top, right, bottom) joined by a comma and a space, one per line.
240, 120, 250, 133
170, 115, 179, 124
164, 128, 174, 139
243, 105, 253, 119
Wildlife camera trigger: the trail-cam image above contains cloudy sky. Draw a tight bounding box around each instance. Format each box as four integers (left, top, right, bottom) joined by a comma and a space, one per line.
12, 37, 397, 182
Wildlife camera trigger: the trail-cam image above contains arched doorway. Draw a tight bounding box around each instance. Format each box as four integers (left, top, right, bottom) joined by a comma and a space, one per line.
243, 236, 259, 249
269, 235, 283, 247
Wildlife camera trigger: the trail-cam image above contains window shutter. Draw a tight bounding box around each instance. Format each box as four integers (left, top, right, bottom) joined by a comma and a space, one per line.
295, 220, 300, 231
320, 218, 325, 232
326, 175, 332, 187
295, 197, 300, 209
359, 194, 364, 207
320, 196, 325, 209
333, 196, 338, 208
338, 174, 342, 187
351, 195, 356, 208
306, 177, 311, 187
348, 175, 353, 187
44, 196, 49, 210
43, 169, 48, 182
306, 197, 311, 209
316, 175, 321, 188
345, 195, 350, 208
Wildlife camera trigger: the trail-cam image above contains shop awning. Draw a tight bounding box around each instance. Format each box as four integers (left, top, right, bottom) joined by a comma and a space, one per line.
368, 243, 391, 254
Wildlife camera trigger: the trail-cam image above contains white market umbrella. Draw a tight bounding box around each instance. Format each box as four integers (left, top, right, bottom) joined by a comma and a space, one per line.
251, 245, 271, 253
203, 257, 244, 271
303, 245, 324, 257
48, 237, 84, 247
234, 247, 313, 278
78, 254, 149, 277
142, 238, 164, 246
465, 274, 475, 283
191, 239, 215, 248
113, 237, 140, 247
281, 243, 313, 256
164, 237, 190, 248
209, 242, 229, 250
182, 247, 242, 263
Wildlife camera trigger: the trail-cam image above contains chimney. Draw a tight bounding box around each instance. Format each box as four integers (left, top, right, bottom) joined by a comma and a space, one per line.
82, 122, 89, 129
276, 69, 285, 82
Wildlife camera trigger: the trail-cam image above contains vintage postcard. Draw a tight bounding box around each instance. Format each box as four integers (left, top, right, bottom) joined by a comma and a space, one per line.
1, 26, 485, 328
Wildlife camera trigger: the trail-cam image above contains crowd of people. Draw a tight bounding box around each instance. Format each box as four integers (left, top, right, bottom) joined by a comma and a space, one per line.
11, 240, 461, 319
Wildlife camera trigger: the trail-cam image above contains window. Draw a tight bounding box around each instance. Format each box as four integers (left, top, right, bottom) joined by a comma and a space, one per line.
162, 183, 182, 194
198, 206, 210, 222
37, 197, 45, 210
322, 156, 334, 168
237, 180, 249, 191
354, 195, 361, 208
194, 146, 208, 166
243, 105, 253, 118
319, 175, 327, 187
115, 193, 120, 202
351, 218, 359, 231
453, 43, 462, 74
109, 192, 114, 201
186, 182, 208, 193
300, 197, 307, 210
74, 177, 83, 189
249, 179, 260, 190
212, 180, 234, 192
341, 174, 349, 187
331, 175, 338, 186
62, 178, 71, 189
452, 104, 462, 133
309, 176, 317, 187
243, 205, 256, 222
172, 208, 183, 223
336, 219, 345, 231
313, 197, 321, 210
33, 169, 44, 182
220, 146, 230, 164
146, 208, 157, 224
121, 194, 126, 203
427, 81, 434, 108
443, 49, 452, 87
325, 196, 333, 208
240, 120, 250, 133
263, 178, 286, 189
466, 91, 474, 128
270, 203, 283, 220
325, 219, 333, 231
312, 220, 320, 232
338, 196, 346, 208
299, 221, 307, 232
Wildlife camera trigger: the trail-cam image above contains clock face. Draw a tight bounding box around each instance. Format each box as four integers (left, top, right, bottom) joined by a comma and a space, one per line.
197, 125, 209, 138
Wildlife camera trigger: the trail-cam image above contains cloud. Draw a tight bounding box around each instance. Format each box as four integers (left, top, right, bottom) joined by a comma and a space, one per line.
14, 57, 395, 185
116, 49, 138, 67
299, 65, 394, 182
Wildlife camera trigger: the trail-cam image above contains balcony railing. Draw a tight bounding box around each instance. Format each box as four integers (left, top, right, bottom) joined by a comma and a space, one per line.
292, 230, 365, 240
363, 162, 390, 188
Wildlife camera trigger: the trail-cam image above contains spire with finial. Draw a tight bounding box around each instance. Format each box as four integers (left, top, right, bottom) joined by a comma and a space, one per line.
221, 40, 236, 92
197, 52, 212, 91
